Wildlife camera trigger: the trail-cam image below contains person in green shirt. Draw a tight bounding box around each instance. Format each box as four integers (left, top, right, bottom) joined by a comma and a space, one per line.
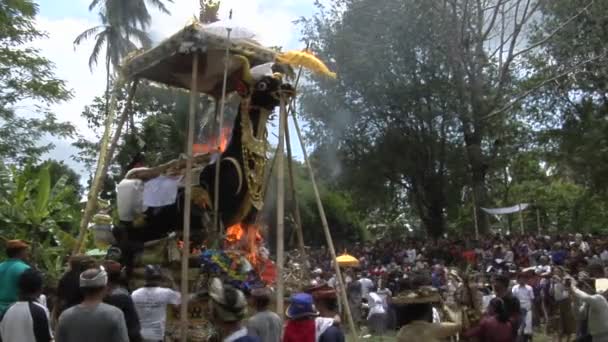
0, 240, 31, 315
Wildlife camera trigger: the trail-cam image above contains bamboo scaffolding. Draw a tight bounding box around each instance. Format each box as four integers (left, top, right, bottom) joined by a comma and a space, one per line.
73, 78, 139, 254
285, 123, 306, 257
275, 96, 287, 315
213, 22, 233, 238
180, 53, 199, 342
291, 112, 359, 342
284, 64, 307, 266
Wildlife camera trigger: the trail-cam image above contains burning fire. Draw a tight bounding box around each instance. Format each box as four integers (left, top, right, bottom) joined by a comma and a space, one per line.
225, 222, 263, 267
193, 127, 231, 154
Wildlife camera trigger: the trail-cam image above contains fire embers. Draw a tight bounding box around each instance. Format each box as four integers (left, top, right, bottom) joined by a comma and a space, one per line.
224, 223, 275, 284
193, 126, 232, 154
225, 223, 262, 266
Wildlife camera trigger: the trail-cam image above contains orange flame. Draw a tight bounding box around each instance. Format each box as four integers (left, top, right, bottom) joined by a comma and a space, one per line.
225, 223, 263, 267
193, 127, 231, 154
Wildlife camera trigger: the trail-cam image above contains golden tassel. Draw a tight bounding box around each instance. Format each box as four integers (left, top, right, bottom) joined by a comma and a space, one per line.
275, 50, 337, 78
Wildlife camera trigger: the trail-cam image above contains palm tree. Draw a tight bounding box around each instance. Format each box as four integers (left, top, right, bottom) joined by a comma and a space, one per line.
89, 0, 171, 30
72, 0, 172, 254
74, 12, 151, 115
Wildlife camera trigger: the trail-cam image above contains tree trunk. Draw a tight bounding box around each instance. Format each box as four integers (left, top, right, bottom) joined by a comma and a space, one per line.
411, 180, 446, 239
423, 202, 446, 239
72, 79, 139, 254
464, 127, 489, 234
105, 52, 111, 118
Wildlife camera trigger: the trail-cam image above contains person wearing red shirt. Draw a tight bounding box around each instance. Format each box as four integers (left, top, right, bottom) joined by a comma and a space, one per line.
464, 298, 515, 342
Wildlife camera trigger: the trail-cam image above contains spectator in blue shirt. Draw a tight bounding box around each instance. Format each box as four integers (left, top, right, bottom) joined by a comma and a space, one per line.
551, 242, 568, 266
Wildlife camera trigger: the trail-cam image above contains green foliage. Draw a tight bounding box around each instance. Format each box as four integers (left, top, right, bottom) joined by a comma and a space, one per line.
72, 84, 203, 197
296, 0, 608, 237
297, 0, 468, 237
295, 167, 365, 244
262, 158, 365, 246
77, 0, 173, 71
0, 0, 74, 164
0, 162, 81, 283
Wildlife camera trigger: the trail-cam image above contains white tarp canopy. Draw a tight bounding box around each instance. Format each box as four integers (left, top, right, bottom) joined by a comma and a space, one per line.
481, 203, 529, 215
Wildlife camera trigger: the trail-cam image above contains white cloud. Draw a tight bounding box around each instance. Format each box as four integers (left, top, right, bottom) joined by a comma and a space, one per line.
149, 0, 303, 48
32, 0, 315, 177
34, 16, 106, 139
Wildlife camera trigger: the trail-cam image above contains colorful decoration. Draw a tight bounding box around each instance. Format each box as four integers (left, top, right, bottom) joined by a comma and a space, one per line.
199, 249, 261, 290
336, 253, 360, 267
276, 50, 337, 78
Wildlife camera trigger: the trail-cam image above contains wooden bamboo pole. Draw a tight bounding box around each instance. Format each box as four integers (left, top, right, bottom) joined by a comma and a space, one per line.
73, 78, 139, 254
291, 112, 359, 341
283, 52, 308, 265
276, 96, 287, 315
284, 116, 307, 261
472, 191, 479, 240
213, 22, 233, 237
518, 203, 525, 235
180, 53, 199, 342
536, 208, 541, 236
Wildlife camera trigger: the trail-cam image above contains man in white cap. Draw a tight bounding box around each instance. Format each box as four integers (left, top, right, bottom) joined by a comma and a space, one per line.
56, 266, 129, 342
208, 278, 259, 342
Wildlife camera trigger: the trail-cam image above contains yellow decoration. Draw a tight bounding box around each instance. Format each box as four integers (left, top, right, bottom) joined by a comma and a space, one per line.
276, 50, 337, 78
336, 253, 360, 267
234, 55, 254, 85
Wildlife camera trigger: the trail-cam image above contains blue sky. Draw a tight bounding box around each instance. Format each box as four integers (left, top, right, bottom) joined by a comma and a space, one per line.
32, 0, 319, 178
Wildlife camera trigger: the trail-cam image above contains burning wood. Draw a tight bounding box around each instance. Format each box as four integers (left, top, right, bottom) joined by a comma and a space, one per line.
225, 222, 263, 267
193, 127, 232, 154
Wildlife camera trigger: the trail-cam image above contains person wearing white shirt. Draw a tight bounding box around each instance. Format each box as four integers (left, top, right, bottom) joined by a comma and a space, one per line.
358, 275, 374, 298
512, 275, 535, 340
131, 265, 181, 342
570, 278, 608, 341
327, 275, 337, 289
367, 291, 388, 335
0, 270, 53, 342
600, 249, 608, 264
549, 274, 575, 342
576, 234, 591, 254
504, 250, 515, 264
406, 248, 417, 264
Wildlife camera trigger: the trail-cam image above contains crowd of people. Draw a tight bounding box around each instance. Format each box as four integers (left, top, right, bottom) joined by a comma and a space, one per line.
0, 240, 346, 342
302, 232, 608, 341
2, 231, 608, 342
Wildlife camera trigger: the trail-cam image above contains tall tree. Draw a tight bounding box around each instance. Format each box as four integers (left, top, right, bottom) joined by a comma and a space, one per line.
74, 11, 151, 117
529, 0, 608, 190
298, 0, 468, 237
300, 0, 597, 234
0, 0, 74, 164
89, 0, 172, 30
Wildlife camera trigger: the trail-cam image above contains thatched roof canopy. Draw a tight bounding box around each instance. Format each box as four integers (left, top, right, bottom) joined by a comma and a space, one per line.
122, 22, 276, 97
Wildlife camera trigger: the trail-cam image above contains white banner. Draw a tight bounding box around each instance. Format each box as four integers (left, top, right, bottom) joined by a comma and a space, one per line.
481, 203, 529, 215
